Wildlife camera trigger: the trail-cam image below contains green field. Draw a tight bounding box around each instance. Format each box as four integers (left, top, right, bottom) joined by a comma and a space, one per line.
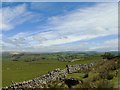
2, 52, 119, 88
2, 52, 101, 87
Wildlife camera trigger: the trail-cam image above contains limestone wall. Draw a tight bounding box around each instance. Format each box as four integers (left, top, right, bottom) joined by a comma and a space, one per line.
2, 62, 96, 89
66, 62, 96, 74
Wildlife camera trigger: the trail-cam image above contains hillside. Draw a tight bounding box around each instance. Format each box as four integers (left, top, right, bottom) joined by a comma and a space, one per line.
2, 55, 120, 89
2, 52, 103, 87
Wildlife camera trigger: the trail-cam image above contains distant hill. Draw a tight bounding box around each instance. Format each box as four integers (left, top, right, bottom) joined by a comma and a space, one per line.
2, 51, 102, 62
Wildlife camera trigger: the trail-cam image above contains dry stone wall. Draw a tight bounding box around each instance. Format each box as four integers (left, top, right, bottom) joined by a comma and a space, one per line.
66, 62, 96, 74
2, 62, 96, 89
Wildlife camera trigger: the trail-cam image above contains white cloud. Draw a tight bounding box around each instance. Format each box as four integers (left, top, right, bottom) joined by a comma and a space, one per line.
2, 3, 118, 52
32, 3, 118, 46
1, 4, 26, 30
1, 3, 40, 31
90, 38, 118, 51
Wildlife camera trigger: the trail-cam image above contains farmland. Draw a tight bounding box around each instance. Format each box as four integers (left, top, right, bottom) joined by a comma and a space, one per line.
2, 52, 102, 87
2, 51, 119, 88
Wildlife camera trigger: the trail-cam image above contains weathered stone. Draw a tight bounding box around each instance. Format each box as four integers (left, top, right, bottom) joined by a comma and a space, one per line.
3, 62, 96, 89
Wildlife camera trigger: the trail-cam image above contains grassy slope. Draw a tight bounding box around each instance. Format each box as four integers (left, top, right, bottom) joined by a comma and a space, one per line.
2, 56, 101, 87
65, 57, 120, 88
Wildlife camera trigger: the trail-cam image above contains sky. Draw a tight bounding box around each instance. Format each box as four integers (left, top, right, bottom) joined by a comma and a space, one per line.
0, 2, 119, 52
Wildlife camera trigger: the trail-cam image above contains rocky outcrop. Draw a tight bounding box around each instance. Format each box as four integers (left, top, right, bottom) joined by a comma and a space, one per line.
64, 78, 82, 88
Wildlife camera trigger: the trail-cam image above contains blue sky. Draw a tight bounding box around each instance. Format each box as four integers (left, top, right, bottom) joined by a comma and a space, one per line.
1, 2, 118, 52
